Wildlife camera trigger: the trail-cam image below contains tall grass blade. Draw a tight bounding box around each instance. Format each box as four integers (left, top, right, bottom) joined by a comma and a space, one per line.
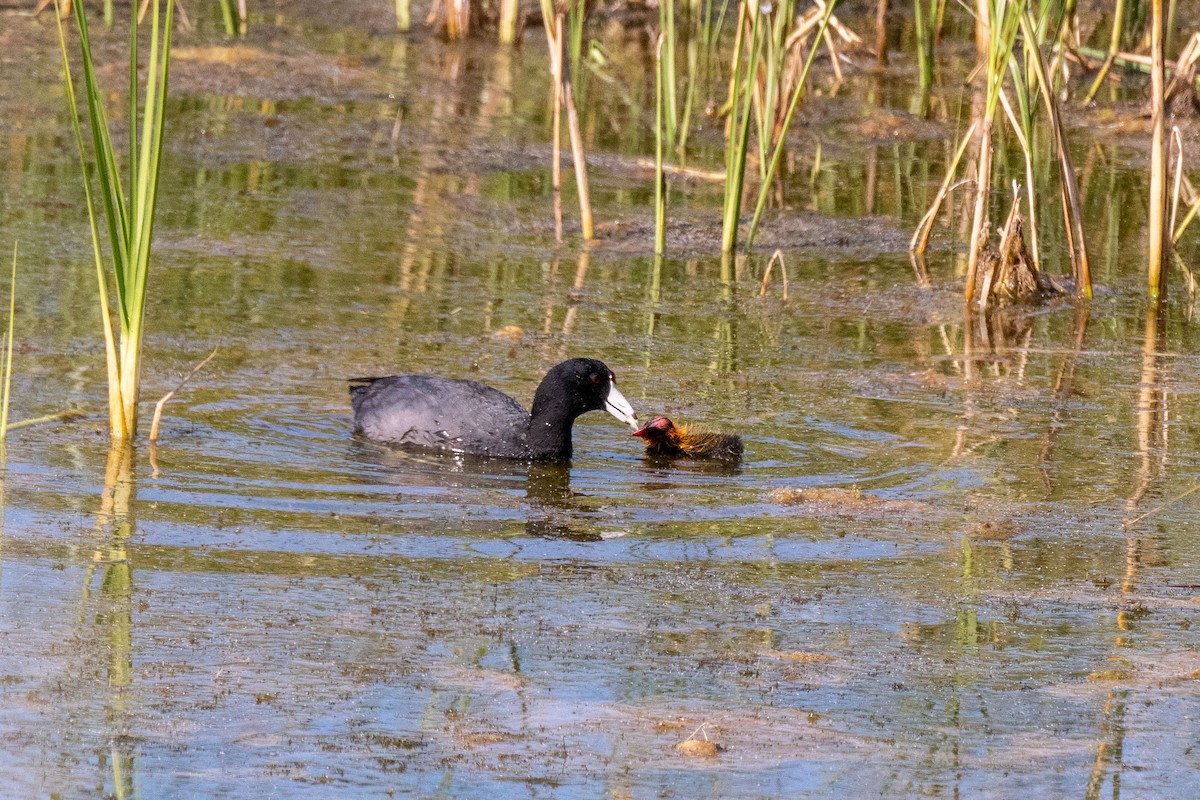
910, 120, 978, 254
659, 0, 678, 147
1148, 0, 1168, 298
913, 0, 935, 117
655, 34, 667, 254
0, 244, 16, 462
965, 0, 1024, 302
1020, 8, 1090, 296
721, 4, 761, 253
745, 0, 836, 250
219, 0, 236, 35
55, 0, 174, 439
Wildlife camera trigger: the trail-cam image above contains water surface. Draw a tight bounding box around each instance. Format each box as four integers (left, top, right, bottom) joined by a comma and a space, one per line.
1, 3, 1199, 798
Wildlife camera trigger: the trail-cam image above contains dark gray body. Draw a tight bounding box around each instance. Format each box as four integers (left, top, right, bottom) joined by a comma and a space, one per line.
351, 375, 533, 458
348, 358, 632, 461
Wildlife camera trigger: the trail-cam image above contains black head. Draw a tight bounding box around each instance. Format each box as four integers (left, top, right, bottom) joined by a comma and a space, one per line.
532, 358, 637, 422
534, 358, 611, 415
526, 358, 638, 459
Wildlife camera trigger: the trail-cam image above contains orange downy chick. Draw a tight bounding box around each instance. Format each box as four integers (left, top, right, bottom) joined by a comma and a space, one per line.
632, 415, 743, 461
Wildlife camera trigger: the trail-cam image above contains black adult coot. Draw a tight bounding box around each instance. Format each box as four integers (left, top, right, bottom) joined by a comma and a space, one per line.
349, 358, 638, 460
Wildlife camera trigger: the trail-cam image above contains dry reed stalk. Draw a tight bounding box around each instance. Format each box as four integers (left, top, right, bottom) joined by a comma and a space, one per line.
539, 3, 592, 241
1170, 127, 1184, 238
820, 19, 843, 82
542, 7, 564, 243
1164, 33, 1200, 115
997, 88, 1040, 272
1148, 0, 1168, 299
759, 249, 788, 299
911, 120, 978, 254
148, 348, 217, 444
1020, 9, 1090, 297
1082, 0, 1127, 103
1124, 481, 1200, 528
137, 0, 192, 30
1171, 168, 1200, 243
498, 0, 519, 42
560, 20, 594, 241
874, 0, 888, 65
964, 116, 993, 302
428, 0, 470, 40
2, 410, 85, 433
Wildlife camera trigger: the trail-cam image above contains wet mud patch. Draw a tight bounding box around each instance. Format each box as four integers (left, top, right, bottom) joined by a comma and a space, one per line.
170, 43, 387, 101
585, 207, 917, 258
768, 485, 930, 514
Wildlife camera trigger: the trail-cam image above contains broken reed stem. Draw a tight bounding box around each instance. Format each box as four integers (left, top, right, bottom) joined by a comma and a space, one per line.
498, 0, 518, 42
1082, 0, 1126, 103
965, 116, 994, 302
1148, 0, 1168, 300
5, 410, 86, 433
997, 88, 1040, 272
148, 347, 218, 444
1019, 10, 1089, 296
911, 120, 979, 254
560, 19, 594, 241
655, 33, 667, 255
1172, 170, 1200, 242
540, 2, 592, 242
1170, 127, 1184, 239
759, 249, 788, 299
541, 2, 565, 244
1124, 480, 1200, 528
0, 243, 15, 461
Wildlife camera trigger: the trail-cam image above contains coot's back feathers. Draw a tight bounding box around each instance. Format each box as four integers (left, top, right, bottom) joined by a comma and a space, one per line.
352, 374, 531, 457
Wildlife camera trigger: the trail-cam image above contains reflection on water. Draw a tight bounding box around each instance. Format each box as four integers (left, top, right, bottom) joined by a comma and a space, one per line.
1, 2, 1200, 798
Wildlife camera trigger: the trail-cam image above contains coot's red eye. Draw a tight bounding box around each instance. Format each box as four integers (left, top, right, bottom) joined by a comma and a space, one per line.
591, 373, 602, 385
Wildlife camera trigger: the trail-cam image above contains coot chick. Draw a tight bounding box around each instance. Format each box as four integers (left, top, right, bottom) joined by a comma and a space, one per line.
350, 358, 638, 460
632, 415, 743, 461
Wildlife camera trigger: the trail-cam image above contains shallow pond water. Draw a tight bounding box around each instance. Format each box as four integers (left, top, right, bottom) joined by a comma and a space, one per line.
2, 2, 1200, 797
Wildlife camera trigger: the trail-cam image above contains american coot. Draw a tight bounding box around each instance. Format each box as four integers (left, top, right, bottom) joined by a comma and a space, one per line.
350, 358, 638, 460
632, 415, 743, 460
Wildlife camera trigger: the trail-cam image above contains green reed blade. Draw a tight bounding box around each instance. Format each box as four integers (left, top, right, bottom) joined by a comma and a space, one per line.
55, 0, 174, 438
745, 0, 836, 250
